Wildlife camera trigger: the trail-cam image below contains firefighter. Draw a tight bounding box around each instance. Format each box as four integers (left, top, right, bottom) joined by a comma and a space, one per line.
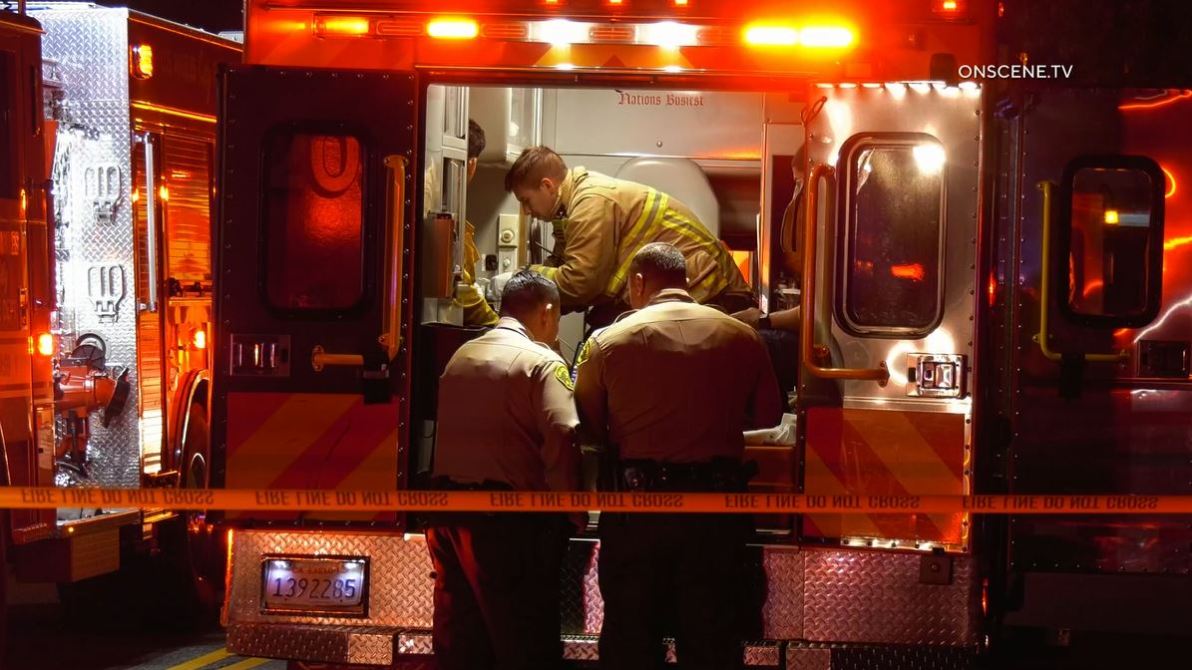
503, 146, 755, 329
573, 243, 783, 670
427, 270, 579, 670
454, 119, 502, 327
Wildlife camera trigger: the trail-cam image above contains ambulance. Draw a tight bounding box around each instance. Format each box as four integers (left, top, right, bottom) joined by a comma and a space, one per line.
213, 0, 1191, 667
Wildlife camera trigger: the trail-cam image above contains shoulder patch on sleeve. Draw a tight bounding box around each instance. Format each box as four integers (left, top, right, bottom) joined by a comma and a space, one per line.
575, 337, 595, 370
553, 362, 575, 391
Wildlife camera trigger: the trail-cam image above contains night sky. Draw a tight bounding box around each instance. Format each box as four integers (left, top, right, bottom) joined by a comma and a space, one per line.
96, 0, 244, 33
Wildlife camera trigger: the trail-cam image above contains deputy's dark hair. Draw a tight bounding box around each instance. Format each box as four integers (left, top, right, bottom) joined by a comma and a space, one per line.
504, 146, 567, 192
500, 269, 560, 318
467, 119, 486, 160
630, 242, 687, 289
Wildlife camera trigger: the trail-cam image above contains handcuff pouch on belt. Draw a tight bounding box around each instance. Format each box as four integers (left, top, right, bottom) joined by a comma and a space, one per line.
616, 458, 758, 493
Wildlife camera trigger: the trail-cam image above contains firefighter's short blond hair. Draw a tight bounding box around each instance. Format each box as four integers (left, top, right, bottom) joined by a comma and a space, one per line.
504, 146, 568, 192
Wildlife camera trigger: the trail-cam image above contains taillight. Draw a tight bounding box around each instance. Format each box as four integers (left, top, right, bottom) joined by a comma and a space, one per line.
193, 328, 208, 350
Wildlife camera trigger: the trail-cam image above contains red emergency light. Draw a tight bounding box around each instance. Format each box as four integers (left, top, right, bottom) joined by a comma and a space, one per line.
314, 15, 371, 37
932, 0, 969, 20
36, 332, 54, 357
427, 18, 480, 40
130, 44, 153, 79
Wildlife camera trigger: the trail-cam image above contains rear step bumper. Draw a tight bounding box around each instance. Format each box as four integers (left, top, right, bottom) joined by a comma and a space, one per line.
228, 623, 789, 667
229, 623, 978, 668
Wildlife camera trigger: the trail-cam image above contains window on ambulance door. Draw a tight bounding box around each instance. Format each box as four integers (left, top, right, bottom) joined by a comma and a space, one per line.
264, 130, 366, 313
839, 134, 946, 337
1061, 155, 1165, 327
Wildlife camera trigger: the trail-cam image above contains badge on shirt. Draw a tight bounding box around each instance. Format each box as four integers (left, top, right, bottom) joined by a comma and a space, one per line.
553, 363, 574, 391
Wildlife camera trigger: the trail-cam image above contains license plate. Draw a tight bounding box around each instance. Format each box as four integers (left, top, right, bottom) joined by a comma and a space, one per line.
261, 557, 368, 615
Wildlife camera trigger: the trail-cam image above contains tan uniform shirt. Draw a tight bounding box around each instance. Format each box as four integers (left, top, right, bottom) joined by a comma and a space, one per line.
574, 289, 783, 463
529, 168, 752, 313
433, 317, 579, 491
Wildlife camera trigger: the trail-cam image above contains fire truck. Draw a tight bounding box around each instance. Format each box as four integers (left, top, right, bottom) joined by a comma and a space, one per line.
0, 5, 54, 653
0, 3, 240, 625
213, 0, 1190, 667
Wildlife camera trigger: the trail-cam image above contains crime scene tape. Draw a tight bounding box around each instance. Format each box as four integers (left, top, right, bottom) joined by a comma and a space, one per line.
1, 487, 1191, 514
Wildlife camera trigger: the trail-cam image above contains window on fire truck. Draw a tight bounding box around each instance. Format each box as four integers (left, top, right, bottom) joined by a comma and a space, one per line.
0, 50, 15, 199
264, 131, 365, 312
1060, 155, 1165, 327
838, 134, 946, 337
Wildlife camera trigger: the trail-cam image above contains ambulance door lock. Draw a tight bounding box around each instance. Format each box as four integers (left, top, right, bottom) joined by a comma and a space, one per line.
906, 353, 966, 398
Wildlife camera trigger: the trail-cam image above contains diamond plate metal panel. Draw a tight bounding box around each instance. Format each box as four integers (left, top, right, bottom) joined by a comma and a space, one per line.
744, 641, 783, 667
582, 542, 603, 635
559, 539, 604, 635
802, 549, 978, 645
788, 646, 833, 670
788, 643, 976, 670
34, 7, 144, 488
762, 547, 805, 640
562, 635, 600, 662
228, 622, 400, 666
228, 530, 434, 628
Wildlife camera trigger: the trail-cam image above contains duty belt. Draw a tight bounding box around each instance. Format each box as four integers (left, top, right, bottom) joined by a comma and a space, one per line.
616, 458, 757, 493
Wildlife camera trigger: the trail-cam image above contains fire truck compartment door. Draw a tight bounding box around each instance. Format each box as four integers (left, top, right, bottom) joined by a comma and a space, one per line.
799, 84, 981, 550
213, 66, 416, 521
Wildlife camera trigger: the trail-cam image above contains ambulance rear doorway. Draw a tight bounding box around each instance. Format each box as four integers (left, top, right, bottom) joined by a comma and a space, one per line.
411, 82, 804, 523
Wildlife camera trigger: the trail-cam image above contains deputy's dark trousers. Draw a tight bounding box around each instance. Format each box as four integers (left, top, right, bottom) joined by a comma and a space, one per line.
427, 513, 568, 670
598, 512, 752, 670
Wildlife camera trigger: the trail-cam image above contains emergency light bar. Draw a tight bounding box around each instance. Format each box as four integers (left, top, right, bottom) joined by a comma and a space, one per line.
743, 22, 855, 48
310, 12, 858, 51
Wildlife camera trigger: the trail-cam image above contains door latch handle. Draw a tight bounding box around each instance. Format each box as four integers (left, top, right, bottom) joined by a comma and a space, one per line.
310, 345, 364, 373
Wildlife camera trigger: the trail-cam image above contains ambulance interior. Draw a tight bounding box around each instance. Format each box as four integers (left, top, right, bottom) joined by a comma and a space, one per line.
419, 83, 804, 355
416, 83, 804, 528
